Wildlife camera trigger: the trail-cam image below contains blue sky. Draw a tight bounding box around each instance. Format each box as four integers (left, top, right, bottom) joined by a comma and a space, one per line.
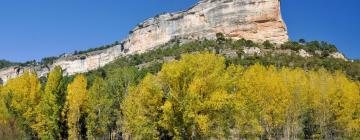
0, 0, 359, 62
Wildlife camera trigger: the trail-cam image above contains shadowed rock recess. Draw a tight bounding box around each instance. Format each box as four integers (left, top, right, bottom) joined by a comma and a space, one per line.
0, 0, 288, 83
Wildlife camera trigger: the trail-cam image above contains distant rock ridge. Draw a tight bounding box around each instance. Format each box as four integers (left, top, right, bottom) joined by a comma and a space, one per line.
1, 0, 290, 83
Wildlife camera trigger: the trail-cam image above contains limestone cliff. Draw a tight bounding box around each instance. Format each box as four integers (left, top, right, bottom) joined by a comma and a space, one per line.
0, 0, 289, 83
123, 0, 288, 54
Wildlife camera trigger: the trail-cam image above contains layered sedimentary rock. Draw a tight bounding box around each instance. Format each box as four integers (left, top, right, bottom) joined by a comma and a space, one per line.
123, 0, 289, 54
52, 45, 123, 75
0, 0, 289, 83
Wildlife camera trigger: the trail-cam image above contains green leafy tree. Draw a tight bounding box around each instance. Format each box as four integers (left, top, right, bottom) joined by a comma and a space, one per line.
86, 77, 113, 139
32, 66, 63, 139
105, 67, 142, 138
263, 40, 274, 49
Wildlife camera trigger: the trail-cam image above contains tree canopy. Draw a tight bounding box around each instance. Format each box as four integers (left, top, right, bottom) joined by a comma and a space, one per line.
0, 49, 359, 139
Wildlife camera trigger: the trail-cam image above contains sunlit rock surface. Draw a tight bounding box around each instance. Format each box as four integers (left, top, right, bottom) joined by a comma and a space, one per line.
123, 0, 289, 54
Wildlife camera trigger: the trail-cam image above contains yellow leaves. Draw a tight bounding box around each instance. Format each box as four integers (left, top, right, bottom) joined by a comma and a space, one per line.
64, 74, 88, 140
0, 71, 42, 139
121, 53, 358, 138
326, 71, 360, 137
1, 52, 360, 139
159, 53, 234, 138
32, 66, 63, 139
121, 74, 163, 139
122, 53, 235, 139
67, 75, 88, 109
44, 66, 62, 99
195, 115, 210, 135
237, 64, 291, 135
3, 71, 41, 112
160, 101, 174, 130
0, 85, 11, 127
1, 71, 41, 129
204, 91, 231, 111
159, 52, 226, 95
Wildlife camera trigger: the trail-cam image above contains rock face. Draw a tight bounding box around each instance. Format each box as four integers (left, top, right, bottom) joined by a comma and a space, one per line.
298, 49, 312, 57
0, 0, 289, 83
53, 46, 123, 75
243, 47, 262, 56
123, 0, 289, 54
330, 52, 347, 61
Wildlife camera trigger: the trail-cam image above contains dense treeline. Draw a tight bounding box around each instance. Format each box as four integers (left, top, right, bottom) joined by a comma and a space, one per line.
0, 66, 145, 140
0, 53, 359, 139
0, 59, 19, 69
74, 41, 120, 55
122, 53, 360, 139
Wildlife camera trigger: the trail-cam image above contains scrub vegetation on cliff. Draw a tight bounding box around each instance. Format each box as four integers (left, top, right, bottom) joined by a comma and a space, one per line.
96, 35, 358, 81
0, 59, 19, 69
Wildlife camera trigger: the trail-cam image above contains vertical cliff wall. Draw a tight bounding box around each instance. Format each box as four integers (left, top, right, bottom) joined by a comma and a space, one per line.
123, 0, 288, 54
0, 0, 288, 83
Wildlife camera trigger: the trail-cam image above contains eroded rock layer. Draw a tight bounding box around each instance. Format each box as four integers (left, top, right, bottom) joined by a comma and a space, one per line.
123, 0, 288, 54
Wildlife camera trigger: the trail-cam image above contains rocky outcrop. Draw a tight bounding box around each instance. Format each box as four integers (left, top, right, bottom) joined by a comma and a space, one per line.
243, 47, 262, 56
0, 0, 289, 83
0, 65, 49, 83
298, 49, 312, 57
123, 0, 289, 54
52, 45, 123, 75
330, 52, 347, 61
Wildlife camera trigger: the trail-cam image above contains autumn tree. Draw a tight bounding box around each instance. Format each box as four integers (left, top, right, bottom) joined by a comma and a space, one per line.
122, 53, 237, 139
236, 64, 290, 139
158, 53, 235, 139
86, 77, 113, 139
63, 74, 88, 140
326, 71, 360, 138
0, 83, 21, 139
279, 68, 308, 139
105, 67, 142, 138
1, 71, 41, 138
31, 66, 63, 139
120, 52, 360, 139
121, 74, 163, 139
0, 51, 359, 140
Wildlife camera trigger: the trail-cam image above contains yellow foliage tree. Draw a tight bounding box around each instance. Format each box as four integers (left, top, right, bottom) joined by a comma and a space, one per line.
0, 84, 19, 139
158, 53, 234, 139
121, 74, 163, 139
1, 52, 358, 139
237, 64, 291, 139
1, 71, 41, 138
32, 66, 63, 139
63, 74, 88, 140
279, 67, 308, 139
328, 71, 360, 138
119, 52, 360, 139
